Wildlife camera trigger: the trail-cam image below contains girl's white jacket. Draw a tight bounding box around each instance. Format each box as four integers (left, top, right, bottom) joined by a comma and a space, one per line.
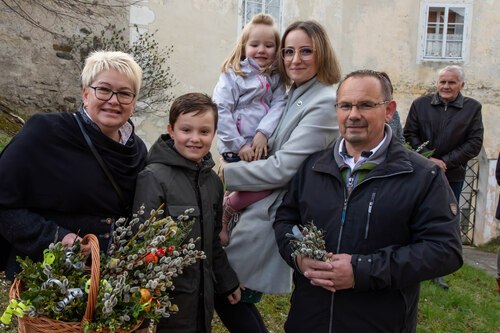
213, 57, 286, 154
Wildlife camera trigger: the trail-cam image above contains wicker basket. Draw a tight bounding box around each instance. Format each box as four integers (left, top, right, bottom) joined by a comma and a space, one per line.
9, 234, 141, 333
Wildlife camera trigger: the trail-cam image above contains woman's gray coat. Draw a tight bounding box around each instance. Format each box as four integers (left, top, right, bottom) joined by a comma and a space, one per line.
223, 77, 339, 293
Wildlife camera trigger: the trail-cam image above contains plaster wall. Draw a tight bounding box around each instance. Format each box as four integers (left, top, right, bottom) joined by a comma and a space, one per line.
1, 0, 498, 243
136, 0, 499, 243
136, 0, 499, 154
129, 0, 238, 150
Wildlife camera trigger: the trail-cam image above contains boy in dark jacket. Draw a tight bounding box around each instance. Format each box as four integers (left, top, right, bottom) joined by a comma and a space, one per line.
133, 93, 240, 333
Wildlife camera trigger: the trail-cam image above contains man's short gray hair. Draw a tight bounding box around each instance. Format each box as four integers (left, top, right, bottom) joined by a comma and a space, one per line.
439, 65, 465, 82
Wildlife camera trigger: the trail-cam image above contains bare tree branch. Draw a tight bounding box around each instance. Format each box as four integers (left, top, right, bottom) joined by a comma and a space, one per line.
1, 0, 139, 36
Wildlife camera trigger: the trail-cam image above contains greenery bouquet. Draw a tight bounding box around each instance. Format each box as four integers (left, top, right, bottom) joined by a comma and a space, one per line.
1, 204, 205, 333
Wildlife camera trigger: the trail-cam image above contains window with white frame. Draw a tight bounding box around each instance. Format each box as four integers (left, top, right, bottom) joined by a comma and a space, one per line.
418, 2, 472, 61
242, 0, 282, 29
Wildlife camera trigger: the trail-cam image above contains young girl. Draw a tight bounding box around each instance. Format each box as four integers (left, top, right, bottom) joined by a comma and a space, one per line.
133, 93, 240, 333
213, 13, 286, 246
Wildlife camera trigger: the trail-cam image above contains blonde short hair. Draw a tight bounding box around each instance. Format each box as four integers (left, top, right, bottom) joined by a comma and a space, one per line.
81, 51, 143, 95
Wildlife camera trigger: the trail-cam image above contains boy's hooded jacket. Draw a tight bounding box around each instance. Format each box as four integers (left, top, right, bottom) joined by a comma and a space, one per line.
133, 134, 239, 333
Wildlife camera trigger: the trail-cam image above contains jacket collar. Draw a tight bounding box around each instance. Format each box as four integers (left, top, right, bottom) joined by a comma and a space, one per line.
314, 126, 413, 179
337, 125, 394, 169
431, 92, 464, 109
79, 104, 134, 145
240, 57, 278, 75
240, 57, 261, 74
147, 134, 215, 171
287, 76, 320, 104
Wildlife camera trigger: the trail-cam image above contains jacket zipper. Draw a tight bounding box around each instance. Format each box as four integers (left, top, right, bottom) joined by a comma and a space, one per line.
365, 191, 377, 239
329, 188, 349, 333
328, 171, 409, 332
346, 176, 354, 196
257, 74, 270, 114
195, 168, 204, 250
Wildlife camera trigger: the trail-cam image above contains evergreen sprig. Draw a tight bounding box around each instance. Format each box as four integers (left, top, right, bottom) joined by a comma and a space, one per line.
1, 205, 204, 333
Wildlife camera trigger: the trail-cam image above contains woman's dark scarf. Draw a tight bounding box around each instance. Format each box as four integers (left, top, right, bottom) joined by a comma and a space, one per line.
0, 108, 147, 216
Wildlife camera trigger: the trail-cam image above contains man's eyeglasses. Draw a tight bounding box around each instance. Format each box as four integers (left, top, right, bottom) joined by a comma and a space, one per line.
88, 86, 136, 105
335, 101, 389, 111
280, 47, 315, 61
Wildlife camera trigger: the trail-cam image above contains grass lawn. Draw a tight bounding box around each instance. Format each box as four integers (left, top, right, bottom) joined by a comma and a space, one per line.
2, 262, 498, 333
0, 132, 11, 150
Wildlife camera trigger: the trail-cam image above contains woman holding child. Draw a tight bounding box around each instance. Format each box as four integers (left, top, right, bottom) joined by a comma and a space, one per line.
215, 20, 342, 332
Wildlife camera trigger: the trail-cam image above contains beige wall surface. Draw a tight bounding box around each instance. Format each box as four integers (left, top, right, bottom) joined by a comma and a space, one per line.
132, 0, 239, 148
138, 0, 499, 157
0, 1, 497, 243
134, 0, 499, 243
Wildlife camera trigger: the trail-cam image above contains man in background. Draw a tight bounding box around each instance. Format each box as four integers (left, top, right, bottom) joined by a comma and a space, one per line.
404, 65, 483, 290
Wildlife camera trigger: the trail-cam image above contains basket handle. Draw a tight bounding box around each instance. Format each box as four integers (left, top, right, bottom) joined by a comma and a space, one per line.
81, 234, 100, 327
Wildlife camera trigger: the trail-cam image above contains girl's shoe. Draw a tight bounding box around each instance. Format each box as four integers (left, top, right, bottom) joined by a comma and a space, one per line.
219, 204, 238, 246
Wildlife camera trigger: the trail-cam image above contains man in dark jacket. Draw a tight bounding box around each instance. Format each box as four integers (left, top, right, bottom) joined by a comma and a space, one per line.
404, 65, 483, 289
274, 70, 463, 333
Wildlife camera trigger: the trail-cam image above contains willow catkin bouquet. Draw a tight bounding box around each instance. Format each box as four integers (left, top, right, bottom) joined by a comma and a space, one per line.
1, 204, 205, 333
288, 222, 328, 261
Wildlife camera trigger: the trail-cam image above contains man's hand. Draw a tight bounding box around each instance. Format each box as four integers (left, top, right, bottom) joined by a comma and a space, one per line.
299, 254, 355, 292
238, 144, 255, 162
430, 157, 447, 172
297, 255, 335, 292
327, 254, 355, 290
251, 132, 268, 161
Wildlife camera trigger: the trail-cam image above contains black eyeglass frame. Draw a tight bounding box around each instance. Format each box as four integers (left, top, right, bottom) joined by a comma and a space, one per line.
334, 101, 390, 111
88, 85, 137, 105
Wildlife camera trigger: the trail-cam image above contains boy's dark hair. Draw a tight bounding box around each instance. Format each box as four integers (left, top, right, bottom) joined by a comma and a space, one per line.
169, 93, 218, 130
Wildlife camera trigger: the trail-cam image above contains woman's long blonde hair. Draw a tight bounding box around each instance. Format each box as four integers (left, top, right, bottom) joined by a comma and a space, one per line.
221, 13, 280, 76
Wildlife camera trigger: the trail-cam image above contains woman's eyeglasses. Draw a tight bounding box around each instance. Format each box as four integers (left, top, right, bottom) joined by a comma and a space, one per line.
280, 47, 315, 61
89, 86, 136, 105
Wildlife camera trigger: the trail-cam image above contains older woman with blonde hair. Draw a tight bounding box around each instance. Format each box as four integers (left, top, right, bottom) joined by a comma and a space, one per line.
0, 51, 147, 279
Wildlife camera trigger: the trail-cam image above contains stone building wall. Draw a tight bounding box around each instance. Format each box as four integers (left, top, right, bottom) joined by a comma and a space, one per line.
0, 2, 128, 116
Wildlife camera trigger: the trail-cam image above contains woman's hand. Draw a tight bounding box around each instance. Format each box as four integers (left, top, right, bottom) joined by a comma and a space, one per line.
218, 157, 227, 183
62, 233, 91, 258
238, 144, 255, 162
251, 132, 268, 161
